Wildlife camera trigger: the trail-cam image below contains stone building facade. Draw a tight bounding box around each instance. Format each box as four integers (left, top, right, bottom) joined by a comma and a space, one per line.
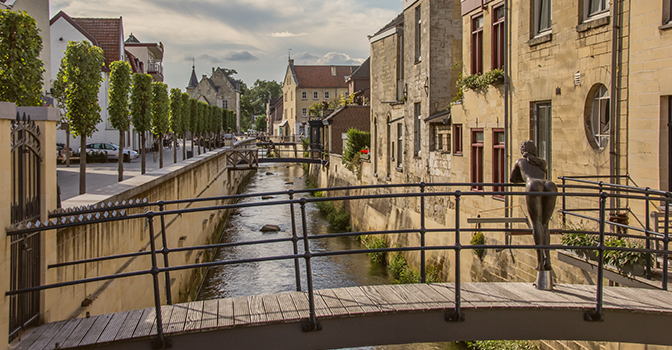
187, 67, 241, 132
281, 59, 356, 137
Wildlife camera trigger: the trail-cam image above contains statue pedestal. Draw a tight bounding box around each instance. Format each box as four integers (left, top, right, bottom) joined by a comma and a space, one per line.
535, 270, 553, 290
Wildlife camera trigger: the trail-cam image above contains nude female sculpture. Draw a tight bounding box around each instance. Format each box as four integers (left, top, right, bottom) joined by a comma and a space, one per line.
509, 141, 557, 272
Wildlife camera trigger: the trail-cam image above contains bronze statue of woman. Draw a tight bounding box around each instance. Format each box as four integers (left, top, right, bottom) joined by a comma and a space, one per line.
509, 141, 557, 273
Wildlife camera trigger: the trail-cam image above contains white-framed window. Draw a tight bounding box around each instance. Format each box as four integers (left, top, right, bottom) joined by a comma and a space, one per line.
585, 0, 608, 19
534, 0, 551, 36
325, 91, 330, 100
585, 84, 610, 149
302, 91, 307, 100
302, 108, 307, 117
313, 91, 319, 100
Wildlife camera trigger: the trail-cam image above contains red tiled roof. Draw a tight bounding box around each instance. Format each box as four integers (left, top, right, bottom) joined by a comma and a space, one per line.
293, 65, 357, 88
71, 17, 122, 69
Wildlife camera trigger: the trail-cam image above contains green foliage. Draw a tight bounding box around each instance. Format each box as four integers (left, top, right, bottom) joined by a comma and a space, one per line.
309, 102, 324, 117
254, 115, 267, 132
604, 237, 652, 274
0, 10, 44, 106
169, 88, 183, 135
181, 93, 190, 134
151, 82, 170, 137
315, 200, 350, 231
471, 232, 486, 262
342, 128, 371, 163
468, 340, 539, 350
130, 73, 153, 133
189, 99, 198, 134
453, 69, 504, 103
57, 41, 105, 137
108, 61, 132, 131
387, 252, 440, 284
246, 79, 282, 115
361, 236, 388, 264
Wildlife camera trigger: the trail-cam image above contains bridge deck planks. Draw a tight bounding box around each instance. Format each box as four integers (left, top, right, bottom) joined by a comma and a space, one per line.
15, 283, 672, 350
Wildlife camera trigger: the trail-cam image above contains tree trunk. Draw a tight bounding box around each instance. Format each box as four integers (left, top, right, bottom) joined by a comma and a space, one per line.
65, 127, 71, 167
197, 133, 201, 155
118, 130, 124, 182
183, 134, 186, 160
141, 132, 146, 174
79, 134, 86, 195
173, 132, 177, 163
190, 132, 194, 158
159, 134, 164, 169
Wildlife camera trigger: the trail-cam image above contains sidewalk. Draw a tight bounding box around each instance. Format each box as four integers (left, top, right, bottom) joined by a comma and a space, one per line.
57, 142, 205, 201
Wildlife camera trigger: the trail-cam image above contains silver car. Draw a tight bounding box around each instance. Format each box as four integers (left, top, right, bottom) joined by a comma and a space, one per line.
81, 143, 139, 162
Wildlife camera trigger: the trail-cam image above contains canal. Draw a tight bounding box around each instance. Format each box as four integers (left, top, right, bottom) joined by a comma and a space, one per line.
197, 163, 461, 350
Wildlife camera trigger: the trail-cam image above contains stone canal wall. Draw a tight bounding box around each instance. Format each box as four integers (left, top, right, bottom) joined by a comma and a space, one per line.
43, 149, 252, 324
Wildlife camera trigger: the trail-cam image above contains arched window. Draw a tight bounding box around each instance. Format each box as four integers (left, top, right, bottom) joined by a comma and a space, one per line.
585, 84, 610, 149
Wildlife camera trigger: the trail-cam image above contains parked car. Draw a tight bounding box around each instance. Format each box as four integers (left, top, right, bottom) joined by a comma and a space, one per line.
79, 143, 139, 162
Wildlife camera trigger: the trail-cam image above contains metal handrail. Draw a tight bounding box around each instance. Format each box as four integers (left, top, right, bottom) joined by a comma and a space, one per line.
7, 182, 672, 347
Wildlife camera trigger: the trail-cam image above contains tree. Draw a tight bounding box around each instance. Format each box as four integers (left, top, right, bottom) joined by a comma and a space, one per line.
130, 73, 153, 174
254, 114, 267, 132
108, 60, 132, 182
169, 88, 183, 163
52, 66, 72, 167
181, 93, 190, 159
189, 99, 198, 156
151, 82, 169, 168
246, 79, 282, 115
55, 41, 104, 194
0, 10, 44, 106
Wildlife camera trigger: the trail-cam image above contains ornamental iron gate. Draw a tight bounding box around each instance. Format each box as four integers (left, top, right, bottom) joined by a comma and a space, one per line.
9, 112, 42, 341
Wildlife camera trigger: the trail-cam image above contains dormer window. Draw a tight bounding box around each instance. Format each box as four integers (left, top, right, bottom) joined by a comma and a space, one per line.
331, 66, 336, 76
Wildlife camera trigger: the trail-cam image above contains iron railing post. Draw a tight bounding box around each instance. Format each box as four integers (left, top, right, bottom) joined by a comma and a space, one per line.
562, 177, 566, 227
645, 189, 652, 280
664, 197, 669, 291
585, 192, 606, 322
299, 198, 320, 331
147, 213, 168, 348
446, 190, 464, 322
158, 201, 172, 305
289, 190, 302, 291
420, 182, 426, 283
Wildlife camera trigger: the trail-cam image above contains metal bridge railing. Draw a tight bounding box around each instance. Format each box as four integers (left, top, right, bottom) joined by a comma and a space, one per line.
6, 182, 672, 348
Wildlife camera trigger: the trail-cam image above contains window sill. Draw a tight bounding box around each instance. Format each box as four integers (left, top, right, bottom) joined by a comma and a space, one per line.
529, 32, 552, 47
415, 59, 422, 65
492, 195, 505, 202
453, 152, 463, 156
395, 166, 403, 173
660, 22, 672, 31
577, 15, 610, 33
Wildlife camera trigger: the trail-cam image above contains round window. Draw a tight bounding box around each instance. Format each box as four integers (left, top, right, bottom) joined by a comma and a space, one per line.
584, 84, 610, 149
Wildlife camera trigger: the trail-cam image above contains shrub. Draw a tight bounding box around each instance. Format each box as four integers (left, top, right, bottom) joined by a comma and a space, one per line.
470, 232, 486, 261
362, 236, 388, 264
468, 340, 539, 350
342, 128, 370, 163
388, 252, 440, 284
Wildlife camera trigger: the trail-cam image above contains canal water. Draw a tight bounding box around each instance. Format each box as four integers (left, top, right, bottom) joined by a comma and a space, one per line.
197, 163, 461, 350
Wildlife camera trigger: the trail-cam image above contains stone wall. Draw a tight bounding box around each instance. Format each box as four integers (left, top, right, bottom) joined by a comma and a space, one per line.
40, 149, 252, 324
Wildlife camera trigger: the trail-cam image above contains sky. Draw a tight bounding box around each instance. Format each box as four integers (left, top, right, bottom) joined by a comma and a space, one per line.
50, 0, 402, 91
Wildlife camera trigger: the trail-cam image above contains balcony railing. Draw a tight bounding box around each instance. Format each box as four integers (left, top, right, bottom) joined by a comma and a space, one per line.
147, 60, 163, 76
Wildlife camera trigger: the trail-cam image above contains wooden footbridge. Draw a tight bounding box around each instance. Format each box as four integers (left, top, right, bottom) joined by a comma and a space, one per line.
14, 282, 672, 350
7, 180, 672, 349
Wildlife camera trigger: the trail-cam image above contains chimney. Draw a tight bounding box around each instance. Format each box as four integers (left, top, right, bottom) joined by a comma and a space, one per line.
289, 59, 294, 66
212, 67, 215, 75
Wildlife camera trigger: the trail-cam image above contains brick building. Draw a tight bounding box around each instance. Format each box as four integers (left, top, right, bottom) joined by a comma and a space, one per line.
323, 105, 371, 155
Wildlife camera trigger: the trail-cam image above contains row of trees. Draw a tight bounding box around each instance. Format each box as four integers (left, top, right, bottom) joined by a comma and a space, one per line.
55, 41, 235, 194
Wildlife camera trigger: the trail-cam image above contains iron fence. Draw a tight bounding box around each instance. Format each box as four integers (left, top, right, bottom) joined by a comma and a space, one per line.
6, 181, 672, 348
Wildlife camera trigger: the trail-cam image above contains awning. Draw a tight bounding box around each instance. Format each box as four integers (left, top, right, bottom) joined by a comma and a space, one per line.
424, 109, 451, 124
278, 120, 288, 127
388, 116, 404, 125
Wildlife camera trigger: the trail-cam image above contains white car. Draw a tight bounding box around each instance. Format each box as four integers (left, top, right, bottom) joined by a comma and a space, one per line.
81, 143, 139, 162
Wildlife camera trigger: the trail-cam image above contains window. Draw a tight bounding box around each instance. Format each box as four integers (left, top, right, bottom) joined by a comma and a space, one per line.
302, 108, 307, 117
223, 100, 228, 109
534, 0, 551, 35
415, 6, 422, 62
586, 0, 608, 18
397, 32, 405, 101
492, 5, 505, 70
414, 103, 422, 156
665, 0, 672, 25
431, 124, 451, 152
471, 14, 484, 75
397, 123, 403, 168
453, 124, 463, 154
492, 129, 505, 194
302, 91, 307, 100
313, 91, 319, 100
532, 102, 552, 177
325, 91, 330, 100
291, 91, 293, 101
471, 129, 484, 190
584, 84, 609, 149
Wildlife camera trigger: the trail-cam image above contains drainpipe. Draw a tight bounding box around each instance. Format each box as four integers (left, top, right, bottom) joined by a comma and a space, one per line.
609, 0, 622, 211
504, 0, 511, 230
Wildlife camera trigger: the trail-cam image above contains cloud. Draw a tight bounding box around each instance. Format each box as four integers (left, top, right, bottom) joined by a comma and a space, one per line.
270, 31, 308, 38
223, 51, 259, 62
292, 52, 365, 65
